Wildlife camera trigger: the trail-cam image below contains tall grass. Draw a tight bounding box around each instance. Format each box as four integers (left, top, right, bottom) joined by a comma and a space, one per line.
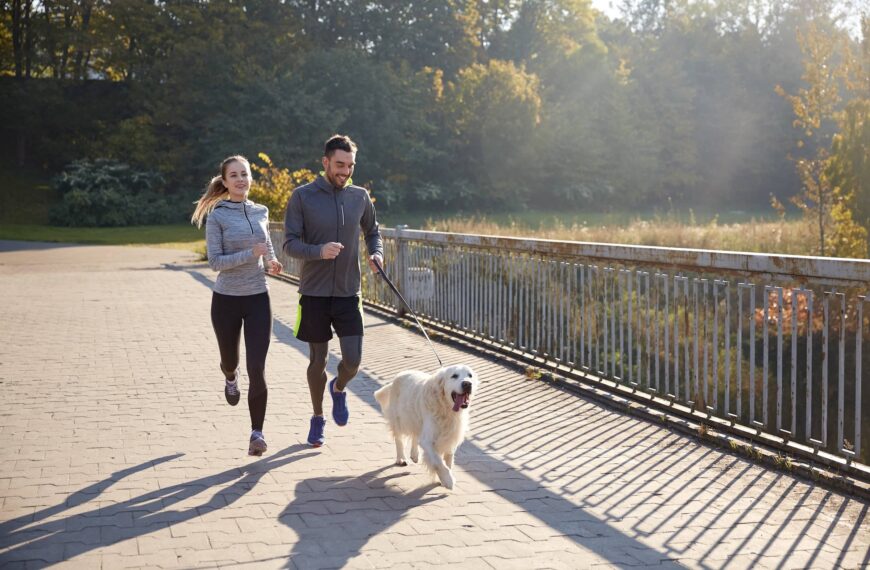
0, 211, 855, 259
420, 214, 826, 256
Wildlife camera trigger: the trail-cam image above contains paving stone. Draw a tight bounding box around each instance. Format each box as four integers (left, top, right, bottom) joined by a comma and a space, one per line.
0, 242, 867, 570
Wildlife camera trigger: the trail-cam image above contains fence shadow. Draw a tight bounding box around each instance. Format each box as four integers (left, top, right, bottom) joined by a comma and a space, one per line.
164, 263, 869, 569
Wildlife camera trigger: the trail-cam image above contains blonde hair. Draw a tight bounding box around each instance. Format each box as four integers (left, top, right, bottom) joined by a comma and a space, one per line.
191, 155, 250, 228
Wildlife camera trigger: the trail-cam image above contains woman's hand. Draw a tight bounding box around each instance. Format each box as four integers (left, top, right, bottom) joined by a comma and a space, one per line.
267, 259, 283, 275
252, 242, 268, 257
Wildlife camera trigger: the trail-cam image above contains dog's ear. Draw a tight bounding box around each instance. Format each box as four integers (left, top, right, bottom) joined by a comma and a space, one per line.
424, 368, 448, 404
436, 367, 449, 387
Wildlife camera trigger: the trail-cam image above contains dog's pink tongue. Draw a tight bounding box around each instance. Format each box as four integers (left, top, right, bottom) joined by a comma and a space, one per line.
452, 393, 468, 412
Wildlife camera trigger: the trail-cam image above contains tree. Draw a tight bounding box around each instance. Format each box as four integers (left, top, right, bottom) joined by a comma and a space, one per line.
504, 0, 605, 73
828, 16, 869, 253
443, 59, 542, 206
613, 14, 700, 204
7, 0, 33, 78
359, 0, 481, 76
249, 153, 316, 221
776, 20, 866, 256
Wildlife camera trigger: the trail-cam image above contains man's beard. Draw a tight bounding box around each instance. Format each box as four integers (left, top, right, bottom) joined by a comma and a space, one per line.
327, 171, 347, 188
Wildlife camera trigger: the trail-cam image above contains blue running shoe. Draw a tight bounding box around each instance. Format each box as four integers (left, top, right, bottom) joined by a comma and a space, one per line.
307, 415, 326, 447
248, 430, 267, 456
329, 378, 349, 426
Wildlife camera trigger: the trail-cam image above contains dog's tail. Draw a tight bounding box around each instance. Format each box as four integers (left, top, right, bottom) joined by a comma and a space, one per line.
373, 383, 392, 413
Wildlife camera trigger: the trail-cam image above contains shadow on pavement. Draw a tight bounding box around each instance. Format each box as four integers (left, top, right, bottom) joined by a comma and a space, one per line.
0, 240, 79, 253
163, 262, 870, 569
0, 445, 315, 567
279, 467, 442, 569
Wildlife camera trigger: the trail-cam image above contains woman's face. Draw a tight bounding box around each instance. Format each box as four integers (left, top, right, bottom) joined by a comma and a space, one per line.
222, 160, 251, 201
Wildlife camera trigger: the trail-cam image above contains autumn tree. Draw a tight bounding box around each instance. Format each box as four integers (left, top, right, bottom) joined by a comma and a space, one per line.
249, 153, 316, 221
828, 16, 869, 253
776, 20, 867, 257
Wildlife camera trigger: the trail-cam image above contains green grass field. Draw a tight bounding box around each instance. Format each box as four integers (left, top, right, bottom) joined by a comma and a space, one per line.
0, 223, 206, 251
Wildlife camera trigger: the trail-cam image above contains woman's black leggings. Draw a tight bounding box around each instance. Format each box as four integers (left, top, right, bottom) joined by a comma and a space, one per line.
211, 291, 272, 431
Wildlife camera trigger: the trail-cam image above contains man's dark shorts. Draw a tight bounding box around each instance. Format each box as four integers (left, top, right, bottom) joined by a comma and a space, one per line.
293, 295, 364, 342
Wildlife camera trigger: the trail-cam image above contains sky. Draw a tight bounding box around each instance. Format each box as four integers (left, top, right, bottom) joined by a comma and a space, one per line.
590, 0, 622, 19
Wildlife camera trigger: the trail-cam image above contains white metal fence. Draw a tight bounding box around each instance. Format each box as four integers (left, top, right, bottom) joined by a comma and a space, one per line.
271, 223, 870, 473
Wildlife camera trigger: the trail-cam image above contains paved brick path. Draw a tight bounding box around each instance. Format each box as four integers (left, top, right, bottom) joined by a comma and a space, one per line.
0, 240, 868, 569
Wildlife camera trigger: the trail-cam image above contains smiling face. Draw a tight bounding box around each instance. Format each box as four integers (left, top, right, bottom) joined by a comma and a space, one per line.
222, 159, 251, 201
438, 365, 478, 412
322, 149, 355, 189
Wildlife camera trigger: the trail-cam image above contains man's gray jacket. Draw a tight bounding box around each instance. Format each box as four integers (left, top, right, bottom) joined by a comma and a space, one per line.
282, 175, 383, 297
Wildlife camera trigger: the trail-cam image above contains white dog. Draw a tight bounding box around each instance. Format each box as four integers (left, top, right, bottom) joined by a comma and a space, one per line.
373, 364, 478, 490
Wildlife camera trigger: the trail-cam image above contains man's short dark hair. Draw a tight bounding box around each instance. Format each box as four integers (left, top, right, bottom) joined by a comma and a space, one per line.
324, 134, 358, 157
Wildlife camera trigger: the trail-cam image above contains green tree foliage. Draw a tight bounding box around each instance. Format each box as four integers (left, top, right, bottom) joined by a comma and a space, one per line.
828, 17, 870, 247
444, 59, 542, 207
358, 0, 481, 75
0, 0, 866, 248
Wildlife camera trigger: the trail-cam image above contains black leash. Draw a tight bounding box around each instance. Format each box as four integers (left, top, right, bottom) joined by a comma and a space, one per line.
372, 257, 443, 367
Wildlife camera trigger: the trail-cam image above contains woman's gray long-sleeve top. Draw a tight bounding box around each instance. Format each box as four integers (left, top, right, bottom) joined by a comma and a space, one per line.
206, 199, 276, 296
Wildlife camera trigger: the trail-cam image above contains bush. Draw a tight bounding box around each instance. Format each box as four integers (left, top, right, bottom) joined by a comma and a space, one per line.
49, 159, 188, 227
249, 153, 316, 221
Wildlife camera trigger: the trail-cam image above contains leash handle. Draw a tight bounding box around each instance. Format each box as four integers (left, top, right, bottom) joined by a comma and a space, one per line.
372, 257, 443, 367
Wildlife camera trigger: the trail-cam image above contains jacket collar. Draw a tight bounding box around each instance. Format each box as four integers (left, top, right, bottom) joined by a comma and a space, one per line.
315, 174, 352, 193
215, 199, 253, 209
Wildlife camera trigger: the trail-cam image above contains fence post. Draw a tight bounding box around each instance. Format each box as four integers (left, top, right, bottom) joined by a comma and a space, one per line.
395, 224, 408, 317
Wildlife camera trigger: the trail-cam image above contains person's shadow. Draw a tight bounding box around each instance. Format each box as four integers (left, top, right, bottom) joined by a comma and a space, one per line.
0, 445, 315, 567
279, 467, 443, 569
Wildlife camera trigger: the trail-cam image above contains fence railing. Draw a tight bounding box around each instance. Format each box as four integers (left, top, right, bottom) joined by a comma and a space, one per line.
270, 223, 870, 472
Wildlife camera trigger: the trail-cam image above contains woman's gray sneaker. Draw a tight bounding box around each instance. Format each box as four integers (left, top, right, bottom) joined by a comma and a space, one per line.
248, 431, 267, 456
224, 369, 241, 406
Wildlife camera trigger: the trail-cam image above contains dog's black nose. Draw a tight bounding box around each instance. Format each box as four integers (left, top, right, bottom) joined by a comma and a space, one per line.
461, 380, 472, 393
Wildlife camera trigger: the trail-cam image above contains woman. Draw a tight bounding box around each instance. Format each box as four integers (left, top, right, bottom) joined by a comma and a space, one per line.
191, 155, 282, 456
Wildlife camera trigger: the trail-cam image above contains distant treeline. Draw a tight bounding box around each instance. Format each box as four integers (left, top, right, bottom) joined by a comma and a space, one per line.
0, 0, 863, 214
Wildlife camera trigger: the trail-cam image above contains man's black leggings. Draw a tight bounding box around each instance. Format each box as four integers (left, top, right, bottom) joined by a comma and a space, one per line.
211, 291, 272, 431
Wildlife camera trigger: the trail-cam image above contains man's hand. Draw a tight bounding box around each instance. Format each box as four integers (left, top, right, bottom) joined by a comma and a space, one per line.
252, 242, 268, 257
368, 253, 383, 273
320, 242, 344, 260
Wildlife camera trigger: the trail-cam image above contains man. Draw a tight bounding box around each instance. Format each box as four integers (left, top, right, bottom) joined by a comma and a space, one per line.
283, 134, 383, 447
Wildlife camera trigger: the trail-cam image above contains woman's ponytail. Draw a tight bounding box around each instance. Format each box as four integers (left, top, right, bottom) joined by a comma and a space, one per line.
190, 175, 228, 228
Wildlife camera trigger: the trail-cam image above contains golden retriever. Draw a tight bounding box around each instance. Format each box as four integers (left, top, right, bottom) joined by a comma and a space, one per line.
374, 364, 478, 490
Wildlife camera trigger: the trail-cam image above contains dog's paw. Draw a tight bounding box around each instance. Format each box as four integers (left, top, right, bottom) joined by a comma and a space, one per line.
439, 470, 455, 490
395, 459, 408, 467
410, 450, 419, 463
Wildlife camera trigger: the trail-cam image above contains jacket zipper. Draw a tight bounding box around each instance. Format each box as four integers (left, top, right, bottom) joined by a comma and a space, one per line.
332, 191, 340, 295
243, 203, 254, 233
